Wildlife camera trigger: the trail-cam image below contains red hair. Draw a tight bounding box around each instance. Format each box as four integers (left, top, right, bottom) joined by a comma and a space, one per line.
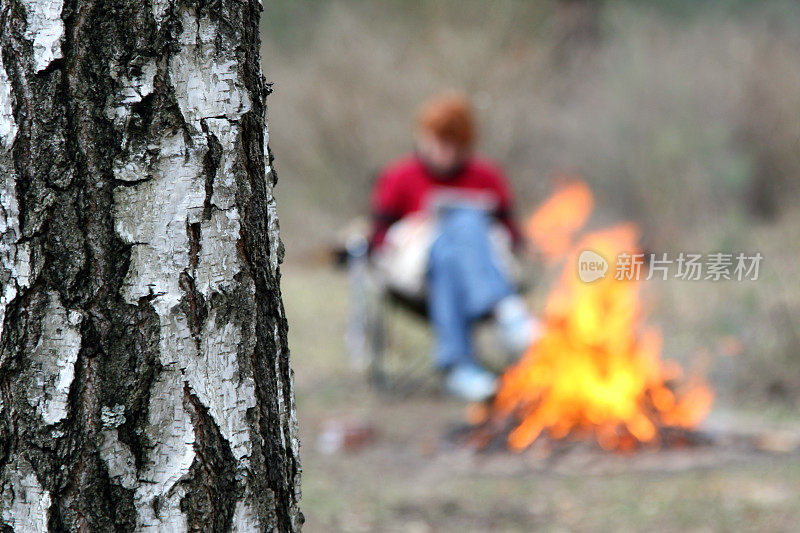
416, 92, 475, 150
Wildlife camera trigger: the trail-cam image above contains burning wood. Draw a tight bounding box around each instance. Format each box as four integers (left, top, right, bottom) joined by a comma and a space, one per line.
472, 181, 714, 452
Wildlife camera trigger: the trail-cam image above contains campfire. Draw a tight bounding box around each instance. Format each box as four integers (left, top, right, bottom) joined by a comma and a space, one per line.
472, 181, 714, 452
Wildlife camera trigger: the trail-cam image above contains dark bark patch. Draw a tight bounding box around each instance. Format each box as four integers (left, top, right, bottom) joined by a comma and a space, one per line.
97, 297, 162, 471
179, 271, 207, 347
180, 383, 239, 533
200, 120, 222, 219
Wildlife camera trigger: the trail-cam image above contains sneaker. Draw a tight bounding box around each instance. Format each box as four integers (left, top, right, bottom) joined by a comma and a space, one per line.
444, 363, 497, 402
494, 295, 539, 357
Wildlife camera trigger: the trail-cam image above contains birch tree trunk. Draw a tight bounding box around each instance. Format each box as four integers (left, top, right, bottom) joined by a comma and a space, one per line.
0, 0, 302, 530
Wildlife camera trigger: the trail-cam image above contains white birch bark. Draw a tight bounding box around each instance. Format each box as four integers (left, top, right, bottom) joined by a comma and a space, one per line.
0, 0, 301, 530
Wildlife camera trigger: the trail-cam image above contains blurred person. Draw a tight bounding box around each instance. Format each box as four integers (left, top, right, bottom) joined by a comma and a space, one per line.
370, 92, 536, 401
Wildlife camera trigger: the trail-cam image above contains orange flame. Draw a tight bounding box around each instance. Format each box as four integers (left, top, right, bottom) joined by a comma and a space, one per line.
526, 179, 593, 261
491, 181, 713, 451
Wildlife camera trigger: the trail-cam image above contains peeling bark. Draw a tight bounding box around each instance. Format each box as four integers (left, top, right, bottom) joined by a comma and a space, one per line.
0, 0, 301, 530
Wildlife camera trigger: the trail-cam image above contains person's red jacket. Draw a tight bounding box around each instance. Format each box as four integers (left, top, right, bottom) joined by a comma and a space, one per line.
370, 154, 521, 249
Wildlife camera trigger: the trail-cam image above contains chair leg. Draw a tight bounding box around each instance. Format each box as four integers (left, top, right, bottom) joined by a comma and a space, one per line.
367, 300, 388, 391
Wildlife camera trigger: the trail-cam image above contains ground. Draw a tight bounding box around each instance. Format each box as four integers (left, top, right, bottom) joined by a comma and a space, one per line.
284, 266, 800, 532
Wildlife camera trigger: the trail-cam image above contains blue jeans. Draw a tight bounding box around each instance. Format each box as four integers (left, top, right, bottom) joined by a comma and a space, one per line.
427, 207, 515, 369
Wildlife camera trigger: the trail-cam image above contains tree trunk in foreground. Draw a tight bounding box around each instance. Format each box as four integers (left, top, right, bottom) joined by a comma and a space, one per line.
0, 0, 301, 530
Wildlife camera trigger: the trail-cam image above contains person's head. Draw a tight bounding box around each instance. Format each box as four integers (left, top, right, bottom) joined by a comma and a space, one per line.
415, 91, 475, 177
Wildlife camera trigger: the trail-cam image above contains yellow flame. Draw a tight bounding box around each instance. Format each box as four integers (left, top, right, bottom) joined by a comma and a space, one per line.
493, 182, 713, 451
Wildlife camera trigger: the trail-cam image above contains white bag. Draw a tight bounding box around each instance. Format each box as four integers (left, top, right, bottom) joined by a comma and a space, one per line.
375, 212, 520, 302
374, 213, 436, 301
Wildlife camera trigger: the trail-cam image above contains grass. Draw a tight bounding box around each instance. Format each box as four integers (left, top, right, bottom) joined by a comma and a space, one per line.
283, 265, 800, 532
